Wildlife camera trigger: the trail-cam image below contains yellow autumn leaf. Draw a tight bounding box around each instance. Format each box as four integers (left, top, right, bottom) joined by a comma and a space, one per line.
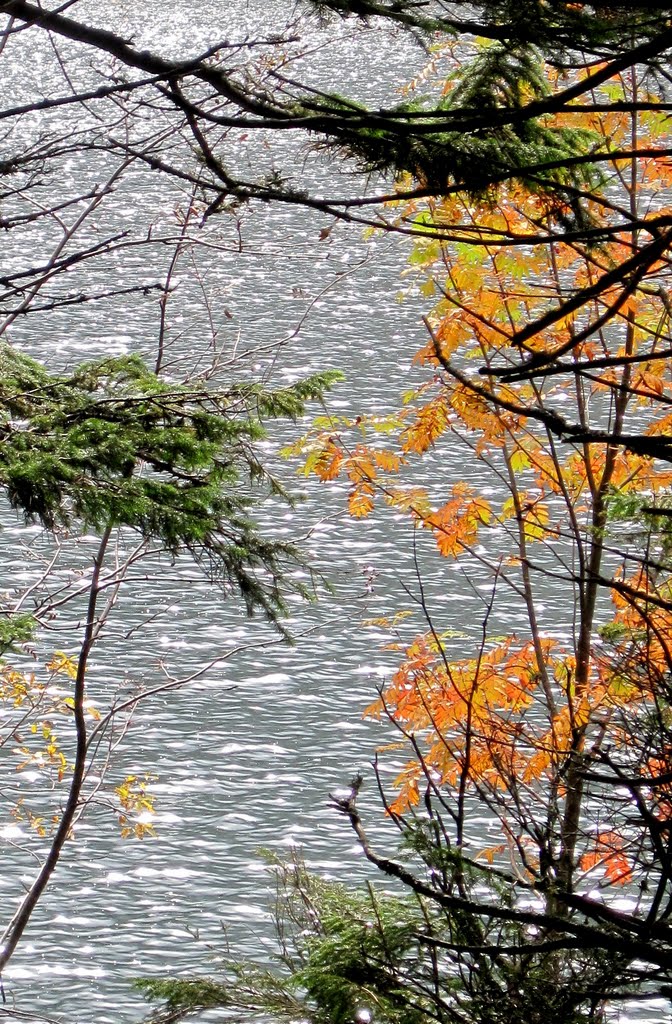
522, 501, 550, 543
46, 651, 78, 680
478, 843, 506, 864
510, 447, 531, 472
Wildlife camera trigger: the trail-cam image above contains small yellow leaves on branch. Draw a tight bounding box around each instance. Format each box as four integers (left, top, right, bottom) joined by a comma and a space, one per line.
115, 774, 157, 840
348, 488, 375, 518
302, 438, 345, 482
46, 651, 78, 680
16, 721, 68, 781
362, 610, 413, 630
12, 801, 49, 838
521, 497, 551, 544
0, 666, 40, 708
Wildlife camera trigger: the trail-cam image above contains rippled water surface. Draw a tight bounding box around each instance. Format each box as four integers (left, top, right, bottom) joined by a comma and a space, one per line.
0, 5, 441, 1021
0, 4, 600, 1021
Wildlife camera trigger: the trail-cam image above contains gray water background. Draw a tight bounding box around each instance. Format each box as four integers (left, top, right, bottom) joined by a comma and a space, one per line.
0, 4, 631, 1022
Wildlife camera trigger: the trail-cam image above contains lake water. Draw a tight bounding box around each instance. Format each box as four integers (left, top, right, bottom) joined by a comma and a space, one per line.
0, 4, 634, 1022
0, 5, 477, 1021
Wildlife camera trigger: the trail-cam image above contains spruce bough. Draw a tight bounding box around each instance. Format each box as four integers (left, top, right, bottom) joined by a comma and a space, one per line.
0, 344, 341, 623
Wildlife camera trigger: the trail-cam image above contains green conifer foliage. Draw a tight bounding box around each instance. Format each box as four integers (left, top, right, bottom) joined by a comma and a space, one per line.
306, 1, 671, 53
137, 840, 626, 1024
0, 345, 341, 623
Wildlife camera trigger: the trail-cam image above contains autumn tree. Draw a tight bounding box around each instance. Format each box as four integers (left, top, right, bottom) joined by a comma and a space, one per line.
139, 30, 672, 1024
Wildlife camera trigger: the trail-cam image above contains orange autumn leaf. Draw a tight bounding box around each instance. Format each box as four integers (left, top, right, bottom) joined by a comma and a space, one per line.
580, 833, 632, 886
348, 486, 375, 518
423, 484, 491, 557
400, 393, 452, 453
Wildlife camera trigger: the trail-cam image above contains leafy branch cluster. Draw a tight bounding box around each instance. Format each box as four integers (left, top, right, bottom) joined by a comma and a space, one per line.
0, 345, 339, 621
